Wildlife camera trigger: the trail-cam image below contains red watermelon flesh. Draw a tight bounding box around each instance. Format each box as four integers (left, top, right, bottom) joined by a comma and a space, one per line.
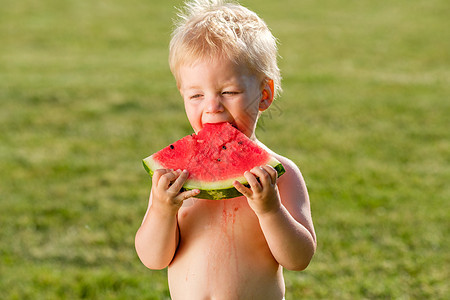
143, 122, 285, 200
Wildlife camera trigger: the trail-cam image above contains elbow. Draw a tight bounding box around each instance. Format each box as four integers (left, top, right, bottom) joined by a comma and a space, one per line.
283, 257, 312, 271
140, 259, 169, 270
135, 247, 170, 270
285, 257, 313, 271
135, 235, 170, 270
284, 241, 317, 271
284, 254, 315, 271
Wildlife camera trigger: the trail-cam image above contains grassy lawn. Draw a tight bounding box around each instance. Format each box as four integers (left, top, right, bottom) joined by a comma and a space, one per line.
1, 0, 448, 299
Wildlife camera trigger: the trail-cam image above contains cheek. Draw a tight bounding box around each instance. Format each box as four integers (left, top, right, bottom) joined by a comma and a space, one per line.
237, 99, 259, 118
184, 102, 203, 129
184, 100, 197, 113
184, 101, 203, 115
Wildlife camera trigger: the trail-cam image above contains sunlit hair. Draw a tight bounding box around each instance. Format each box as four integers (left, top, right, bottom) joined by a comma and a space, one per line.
169, 0, 282, 98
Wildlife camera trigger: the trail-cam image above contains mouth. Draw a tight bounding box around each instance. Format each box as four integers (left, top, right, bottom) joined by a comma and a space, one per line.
203, 121, 237, 128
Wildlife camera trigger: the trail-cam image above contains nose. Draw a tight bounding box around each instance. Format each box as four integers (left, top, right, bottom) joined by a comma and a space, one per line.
205, 94, 224, 114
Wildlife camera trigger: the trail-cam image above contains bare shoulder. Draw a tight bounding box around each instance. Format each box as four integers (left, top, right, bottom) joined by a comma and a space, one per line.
270, 153, 309, 203
266, 150, 315, 238
274, 154, 305, 185
255, 141, 309, 205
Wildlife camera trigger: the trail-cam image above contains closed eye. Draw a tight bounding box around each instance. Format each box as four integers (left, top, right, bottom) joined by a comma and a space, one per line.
222, 91, 240, 95
190, 94, 203, 99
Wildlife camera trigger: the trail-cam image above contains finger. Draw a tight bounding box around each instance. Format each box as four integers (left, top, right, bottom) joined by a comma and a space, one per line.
177, 188, 200, 201
261, 165, 277, 185
157, 170, 180, 189
152, 169, 174, 191
245, 170, 262, 193
152, 168, 170, 183
233, 180, 252, 197
250, 166, 272, 188
168, 169, 189, 193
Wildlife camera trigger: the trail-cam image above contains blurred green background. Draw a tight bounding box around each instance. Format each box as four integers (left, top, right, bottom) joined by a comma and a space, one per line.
0, 0, 448, 299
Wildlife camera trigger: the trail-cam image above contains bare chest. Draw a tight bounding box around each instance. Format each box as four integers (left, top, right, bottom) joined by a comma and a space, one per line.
167, 198, 283, 299
177, 197, 264, 250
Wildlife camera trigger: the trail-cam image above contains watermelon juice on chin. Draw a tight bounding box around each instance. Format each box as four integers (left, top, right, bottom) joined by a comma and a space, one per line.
143, 122, 285, 200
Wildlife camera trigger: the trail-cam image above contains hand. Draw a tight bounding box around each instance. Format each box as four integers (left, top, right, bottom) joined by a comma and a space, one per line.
151, 169, 200, 215
233, 165, 281, 216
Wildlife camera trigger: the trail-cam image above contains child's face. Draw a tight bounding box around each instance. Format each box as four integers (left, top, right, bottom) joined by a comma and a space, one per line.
178, 57, 271, 138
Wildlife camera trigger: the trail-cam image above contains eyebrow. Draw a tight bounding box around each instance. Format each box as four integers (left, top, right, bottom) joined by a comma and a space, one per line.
182, 85, 200, 90
182, 81, 244, 91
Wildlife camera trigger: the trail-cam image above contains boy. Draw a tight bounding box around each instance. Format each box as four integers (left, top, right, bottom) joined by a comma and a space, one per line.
135, 1, 316, 299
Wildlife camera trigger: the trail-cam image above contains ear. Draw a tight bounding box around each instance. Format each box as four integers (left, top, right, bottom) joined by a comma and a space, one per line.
259, 79, 274, 112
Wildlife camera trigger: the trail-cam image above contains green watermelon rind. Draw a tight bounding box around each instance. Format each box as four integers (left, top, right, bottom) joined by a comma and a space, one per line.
142, 155, 285, 200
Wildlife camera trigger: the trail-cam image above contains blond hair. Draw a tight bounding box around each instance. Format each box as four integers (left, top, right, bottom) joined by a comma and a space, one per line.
169, 0, 282, 98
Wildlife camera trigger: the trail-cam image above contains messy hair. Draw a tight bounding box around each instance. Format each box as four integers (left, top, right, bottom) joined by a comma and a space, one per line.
169, 0, 282, 98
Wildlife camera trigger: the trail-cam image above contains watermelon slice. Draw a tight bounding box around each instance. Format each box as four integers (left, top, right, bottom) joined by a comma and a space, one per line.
142, 122, 285, 200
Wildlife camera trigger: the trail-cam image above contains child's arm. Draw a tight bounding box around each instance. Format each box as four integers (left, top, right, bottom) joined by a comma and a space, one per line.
135, 169, 199, 269
234, 158, 316, 271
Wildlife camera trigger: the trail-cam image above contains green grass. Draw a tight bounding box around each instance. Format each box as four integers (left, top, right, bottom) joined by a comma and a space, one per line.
1, 0, 449, 299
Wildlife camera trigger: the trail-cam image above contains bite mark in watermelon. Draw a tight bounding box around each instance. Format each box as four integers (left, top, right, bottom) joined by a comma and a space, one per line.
143, 122, 285, 200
